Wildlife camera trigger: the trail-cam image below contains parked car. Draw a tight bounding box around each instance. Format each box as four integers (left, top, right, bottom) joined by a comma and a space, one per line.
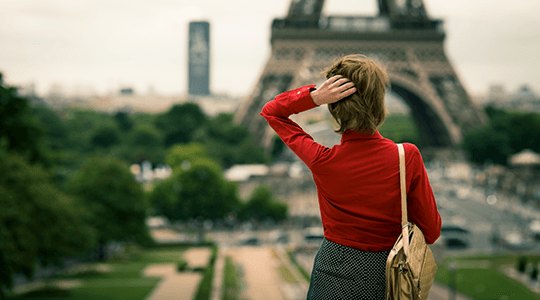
304, 227, 324, 243
441, 224, 470, 234
443, 236, 469, 248
239, 237, 260, 246
440, 224, 470, 249
238, 233, 260, 246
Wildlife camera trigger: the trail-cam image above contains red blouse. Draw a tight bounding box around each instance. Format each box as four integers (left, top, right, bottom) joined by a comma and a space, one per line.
261, 85, 441, 252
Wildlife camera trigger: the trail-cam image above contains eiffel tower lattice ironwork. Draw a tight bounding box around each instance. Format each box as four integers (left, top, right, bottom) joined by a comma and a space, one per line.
235, 0, 488, 152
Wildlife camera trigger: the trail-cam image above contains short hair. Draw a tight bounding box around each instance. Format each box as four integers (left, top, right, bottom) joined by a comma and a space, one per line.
324, 54, 390, 135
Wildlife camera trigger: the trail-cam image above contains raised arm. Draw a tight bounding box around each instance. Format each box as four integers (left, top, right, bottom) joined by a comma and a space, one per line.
310, 75, 356, 106
260, 76, 354, 168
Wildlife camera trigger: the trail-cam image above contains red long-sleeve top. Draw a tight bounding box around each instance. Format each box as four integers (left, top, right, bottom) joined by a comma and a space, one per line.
260, 85, 441, 252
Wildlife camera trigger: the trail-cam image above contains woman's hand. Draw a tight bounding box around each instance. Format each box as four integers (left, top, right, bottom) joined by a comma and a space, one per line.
310, 75, 357, 106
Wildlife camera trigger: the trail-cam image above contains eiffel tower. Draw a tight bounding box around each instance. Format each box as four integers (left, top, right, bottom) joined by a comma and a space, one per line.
235, 0, 488, 152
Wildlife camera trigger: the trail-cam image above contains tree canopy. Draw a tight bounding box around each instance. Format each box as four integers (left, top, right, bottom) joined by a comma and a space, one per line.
66, 156, 149, 247
0, 152, 96, 292
193, 113, 270, 168
151, 143, 239, 221
114, 111, 134, 132
462, 106, 540, 165
151, 143, 288, 223
0, 74, 50, 166
238, 185, 288, 222
90, 125, 122, 148
155, 102, 207, 147
0, 72, 274, 294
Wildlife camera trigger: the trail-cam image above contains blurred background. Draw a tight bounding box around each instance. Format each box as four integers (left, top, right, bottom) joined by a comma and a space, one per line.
1, 1, 540, 300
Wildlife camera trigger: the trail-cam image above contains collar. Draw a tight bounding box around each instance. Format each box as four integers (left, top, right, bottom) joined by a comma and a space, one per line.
340, 129, 383, 144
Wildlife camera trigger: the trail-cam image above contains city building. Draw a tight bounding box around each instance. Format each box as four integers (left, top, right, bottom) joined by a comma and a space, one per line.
188, 21, 210, 96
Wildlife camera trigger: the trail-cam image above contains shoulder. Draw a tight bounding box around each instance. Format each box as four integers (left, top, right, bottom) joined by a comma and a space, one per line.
401, 143, 420, 155
401, 143, 423, 164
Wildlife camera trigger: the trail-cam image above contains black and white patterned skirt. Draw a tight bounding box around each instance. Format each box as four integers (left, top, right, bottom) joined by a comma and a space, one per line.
307, 238, 391, 300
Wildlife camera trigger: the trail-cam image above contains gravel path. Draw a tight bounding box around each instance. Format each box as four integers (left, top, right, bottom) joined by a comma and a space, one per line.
143, 264, 202, 300
141, 247, 213, 300
227, 246, 285, 300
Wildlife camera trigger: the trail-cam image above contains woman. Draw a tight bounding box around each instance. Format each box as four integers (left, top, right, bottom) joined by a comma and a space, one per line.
260, 54, 441, 299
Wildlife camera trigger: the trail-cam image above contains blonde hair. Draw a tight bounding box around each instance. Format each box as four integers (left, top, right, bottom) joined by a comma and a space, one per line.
325, 54, 390, 134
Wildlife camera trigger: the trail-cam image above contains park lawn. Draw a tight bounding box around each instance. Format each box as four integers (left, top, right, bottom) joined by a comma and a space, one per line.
8, 246, 192, 300
435, 255, 540, 300
136, 246, 190, 263
378, 112, 420, 144
60, 280, 160, 300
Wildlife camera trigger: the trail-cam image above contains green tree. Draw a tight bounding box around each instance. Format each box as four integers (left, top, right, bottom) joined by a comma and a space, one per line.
116, 125, 165, 164
148, 179, 177, 218
462, 126, 512, 165
31, 105, 69, 151
166, 143, 210, 170
234, 137, 271, 165
155, 103, 207, 147
114, 111, 134, 132
0, 152, 96, 294
238, 185, 288, 222
151, 163, 239, 221
462, 106, 540, 165
66, 156, 149, 259
499, 113, 540, 154
90, 125, 121, 148
205, 113, 248, 144
193, 113, 270, 167
0, 73, 50, 165
176, 163, 238, 220
129, 125, 162, 148
151, 144, 240, 221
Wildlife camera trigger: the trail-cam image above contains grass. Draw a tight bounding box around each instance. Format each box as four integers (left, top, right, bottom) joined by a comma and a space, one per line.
271, 249, 298, 284
286, 250, 311, 282
137, 247, 188, 263
60, 284, 159, 300
7, 277, 161, 300
193, 244, 218, 300
6, 245, 216, 300
378, 112, 420, 144
435, 254, 540, 300
278, 265, 298, 284
222, 256, 242, 300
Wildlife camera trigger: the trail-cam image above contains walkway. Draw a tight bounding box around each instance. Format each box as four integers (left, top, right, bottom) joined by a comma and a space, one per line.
143, 264, 201, 300
143, 248, 212, 300
226, 246, 285, 300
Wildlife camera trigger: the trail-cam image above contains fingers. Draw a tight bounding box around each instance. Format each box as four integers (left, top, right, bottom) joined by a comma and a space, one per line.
329, 75, 348, 86
329, 74, 344, 82
329, 75, 355, 90
339, 81, 356, 91
340, 85, 357, 99
341, 86, 356, 96
316, 75, 356, 105
331, 76, 356, 96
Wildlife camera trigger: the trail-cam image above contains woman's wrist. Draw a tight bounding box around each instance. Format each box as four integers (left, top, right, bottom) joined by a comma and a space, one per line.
310, 90, 322, 106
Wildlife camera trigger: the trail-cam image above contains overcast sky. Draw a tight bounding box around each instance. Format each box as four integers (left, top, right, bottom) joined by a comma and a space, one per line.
1, 0, 539, 97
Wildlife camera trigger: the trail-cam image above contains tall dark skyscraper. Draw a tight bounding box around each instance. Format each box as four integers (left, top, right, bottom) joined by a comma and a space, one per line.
188, 21, 210, 95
